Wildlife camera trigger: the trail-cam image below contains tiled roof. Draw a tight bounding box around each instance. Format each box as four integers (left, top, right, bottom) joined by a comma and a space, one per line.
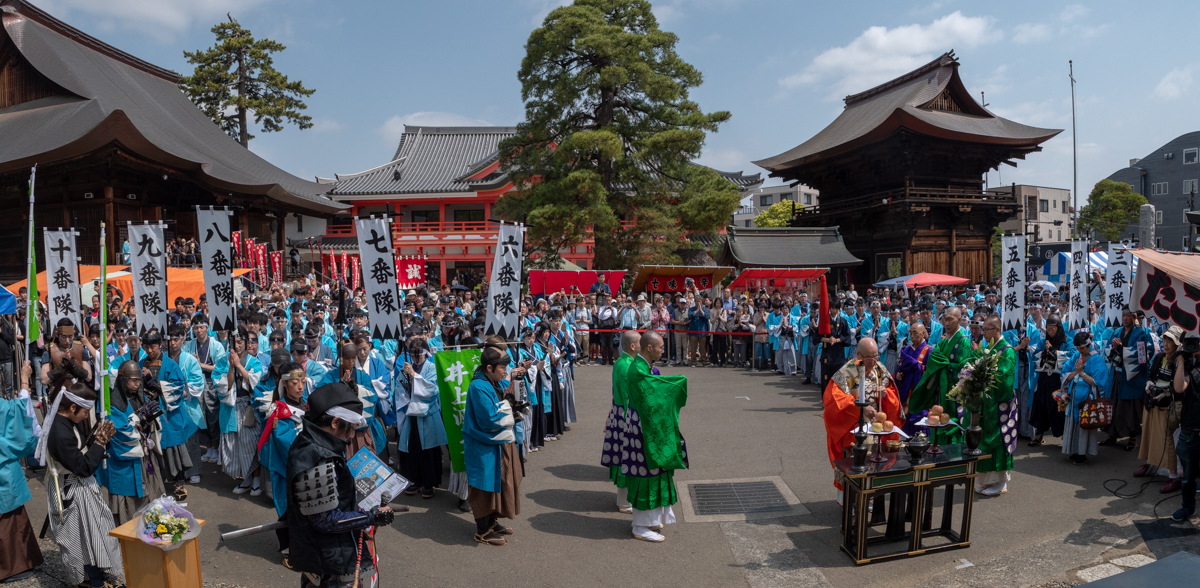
754, 51, 1062, 172
717, 226, 862, 268
329, 126, 517, 196
0, 1, 345, 215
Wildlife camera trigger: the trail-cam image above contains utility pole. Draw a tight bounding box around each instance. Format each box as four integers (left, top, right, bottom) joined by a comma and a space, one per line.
1070, 60, 1078, 240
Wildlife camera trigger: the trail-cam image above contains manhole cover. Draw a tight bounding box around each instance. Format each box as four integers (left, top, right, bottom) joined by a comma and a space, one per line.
689, 480, 791, 516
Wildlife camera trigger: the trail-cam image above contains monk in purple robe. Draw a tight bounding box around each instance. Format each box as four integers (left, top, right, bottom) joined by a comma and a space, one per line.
897, 323, 931, 435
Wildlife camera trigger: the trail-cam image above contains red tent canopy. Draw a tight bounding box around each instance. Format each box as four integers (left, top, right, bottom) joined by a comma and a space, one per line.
729, 268, 827, 291
528, 270, 627, 296
876, 272, 969, 289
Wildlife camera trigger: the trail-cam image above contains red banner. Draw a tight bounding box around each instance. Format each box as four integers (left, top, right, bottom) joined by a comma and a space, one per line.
245, 238, 256, 278
646, 273, 711, 293
270, 251, 283, 285
327, 252, 339, 282
396, 256, 427, 289
351, 256, 361, 290
527, 270, 627, 296
257, 244, 268, 288
341, 251, 348, 284
231, 231, 242, 268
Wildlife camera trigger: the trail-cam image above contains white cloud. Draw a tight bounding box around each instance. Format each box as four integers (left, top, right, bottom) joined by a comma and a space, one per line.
976, 64, 1009, 97
779, 12, 1002, 98
991, 99, 1066, 127
1012, 23, 1051, 44
697, 147, 749, 172
1153, 66, 1196, 100
38, 0, 272, 41
526, 0, 572, 26
1059, 4, 1089, 23
310, 117, 344, 133
378, 112, 492, 143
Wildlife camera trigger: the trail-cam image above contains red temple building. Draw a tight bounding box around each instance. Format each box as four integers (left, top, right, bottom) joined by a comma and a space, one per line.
311, 125, 762, 287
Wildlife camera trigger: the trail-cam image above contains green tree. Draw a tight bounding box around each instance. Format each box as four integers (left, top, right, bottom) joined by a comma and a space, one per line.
496, 0, 740, 269
753, 200, 797, 227
180, 15, 315, 147
1078, 179, 1147, 242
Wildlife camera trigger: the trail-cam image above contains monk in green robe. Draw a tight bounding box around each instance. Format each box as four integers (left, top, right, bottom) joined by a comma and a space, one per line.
908, 307, 972, 445
626, 331, 688, 542
603, 331, 641, 513
971, 316, 1016, 496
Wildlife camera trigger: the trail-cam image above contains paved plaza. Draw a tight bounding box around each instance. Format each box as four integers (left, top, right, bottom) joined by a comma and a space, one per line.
16, 363, 1200, 587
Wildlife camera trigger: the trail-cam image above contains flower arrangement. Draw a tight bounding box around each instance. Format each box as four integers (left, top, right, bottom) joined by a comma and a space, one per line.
946, 348, 1002, 414
142, 504, 192, 545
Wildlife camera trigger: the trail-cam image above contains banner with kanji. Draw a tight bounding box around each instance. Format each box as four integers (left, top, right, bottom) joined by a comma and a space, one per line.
1105, 244, 1132, 329
1000, 235, 1026, 332
341, 251, 349, 284
484, 222, 524, 340
435, 348, 480, 473
1133, 259, 1200, 335
1068, 239, 1089, 333
324, 253, 339, 282
646, 274, 712, 293
396, 256, 427, 290
352, 256, 361, 290
355, 217, 403, 339
197, 208, 236, 332
245, 238, 256, 280
271, 251, 283, 285
258, 243, 269, 288
43, 228, 81, 332
231, 230, 242, 268
128, 222, 167, 335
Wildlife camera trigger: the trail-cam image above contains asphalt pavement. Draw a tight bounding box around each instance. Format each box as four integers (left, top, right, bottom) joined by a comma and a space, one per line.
15, 360, 1200, 587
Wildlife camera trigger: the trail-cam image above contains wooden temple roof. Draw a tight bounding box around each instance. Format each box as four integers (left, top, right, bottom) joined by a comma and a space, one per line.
0, 0, 346, 215
753, 51, 1062, 175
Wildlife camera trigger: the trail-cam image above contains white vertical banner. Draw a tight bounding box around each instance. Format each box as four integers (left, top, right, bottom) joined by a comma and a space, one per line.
197, 208, 236, 332
128, 222, 167, 336
42, 228, 81, 332
355, 216, 403, 339
1000, 234, 1026, 332
1105, 244, 1132, 329
484, 222, 525, 340
1068, 239, 1089, 333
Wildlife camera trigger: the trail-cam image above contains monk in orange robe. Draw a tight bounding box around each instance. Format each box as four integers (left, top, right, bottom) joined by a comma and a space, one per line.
822, 338, 901, 499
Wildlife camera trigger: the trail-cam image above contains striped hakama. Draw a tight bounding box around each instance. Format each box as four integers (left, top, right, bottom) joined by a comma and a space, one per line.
47, 473, 122, 586
220, 396, 263, 479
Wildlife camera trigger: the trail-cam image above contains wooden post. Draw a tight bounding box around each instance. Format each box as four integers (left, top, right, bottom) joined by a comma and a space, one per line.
949, 227, 957, 275
104, 187, 115, 264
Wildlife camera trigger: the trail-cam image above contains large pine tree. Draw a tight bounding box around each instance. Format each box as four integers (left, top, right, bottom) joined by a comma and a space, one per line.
497, 0, 740, 269
179, 15, 315, 147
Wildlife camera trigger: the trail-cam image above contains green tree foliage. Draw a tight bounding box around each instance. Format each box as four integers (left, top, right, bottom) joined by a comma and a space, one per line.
1078, 180, 1147, 242
179, 15, 315, 147
753, 200, 797, 227
496, 0, 740, 269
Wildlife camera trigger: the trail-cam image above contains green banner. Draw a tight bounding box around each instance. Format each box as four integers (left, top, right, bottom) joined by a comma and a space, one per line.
435, 348, 481, 473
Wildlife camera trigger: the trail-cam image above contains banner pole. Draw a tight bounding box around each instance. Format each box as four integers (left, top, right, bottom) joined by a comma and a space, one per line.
100, 222, 109, 414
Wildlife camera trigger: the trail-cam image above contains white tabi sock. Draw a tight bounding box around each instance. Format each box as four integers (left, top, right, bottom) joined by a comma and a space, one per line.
617, 487, 631, 511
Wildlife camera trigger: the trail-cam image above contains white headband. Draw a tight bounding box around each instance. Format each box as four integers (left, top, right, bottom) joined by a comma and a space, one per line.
63, 390, 96, 410
34, 384, 96, 462
326, 406, 366, 427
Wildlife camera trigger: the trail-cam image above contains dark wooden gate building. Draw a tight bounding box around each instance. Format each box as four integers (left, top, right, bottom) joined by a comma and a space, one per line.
0, 1, 345, 281
754, 52, 1061, 286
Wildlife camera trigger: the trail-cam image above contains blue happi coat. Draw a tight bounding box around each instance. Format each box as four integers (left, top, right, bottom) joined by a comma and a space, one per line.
98, 400, 150, 498
142, 355, 192, 449
393, 357, 448, 451
461, 370, 515, 493
213, 353, 264, 434
0, 394, 37, 514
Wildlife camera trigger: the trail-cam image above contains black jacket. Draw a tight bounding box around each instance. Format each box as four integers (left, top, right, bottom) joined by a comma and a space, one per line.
284, 419, 366, 576
0, 317, 14, 363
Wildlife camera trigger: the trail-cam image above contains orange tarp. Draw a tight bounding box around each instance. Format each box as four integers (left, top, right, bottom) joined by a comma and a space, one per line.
6, 266, 128, 301
8, 267, 250, 305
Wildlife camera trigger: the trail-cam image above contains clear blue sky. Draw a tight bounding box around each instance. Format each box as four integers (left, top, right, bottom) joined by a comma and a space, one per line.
36, 0, 1200, 206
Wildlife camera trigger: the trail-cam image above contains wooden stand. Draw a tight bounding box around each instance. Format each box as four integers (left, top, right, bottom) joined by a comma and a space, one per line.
835, 444, 986, 565
109, 517, 206, 588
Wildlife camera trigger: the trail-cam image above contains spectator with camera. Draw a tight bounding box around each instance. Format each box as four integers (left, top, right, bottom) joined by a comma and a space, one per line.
1135, 326, 1184, 493
1171, 335, 1200, 521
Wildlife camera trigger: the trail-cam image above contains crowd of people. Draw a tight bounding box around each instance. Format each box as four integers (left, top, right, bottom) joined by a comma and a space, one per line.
0, 275, 615, 586
6, 264, 1200, 585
